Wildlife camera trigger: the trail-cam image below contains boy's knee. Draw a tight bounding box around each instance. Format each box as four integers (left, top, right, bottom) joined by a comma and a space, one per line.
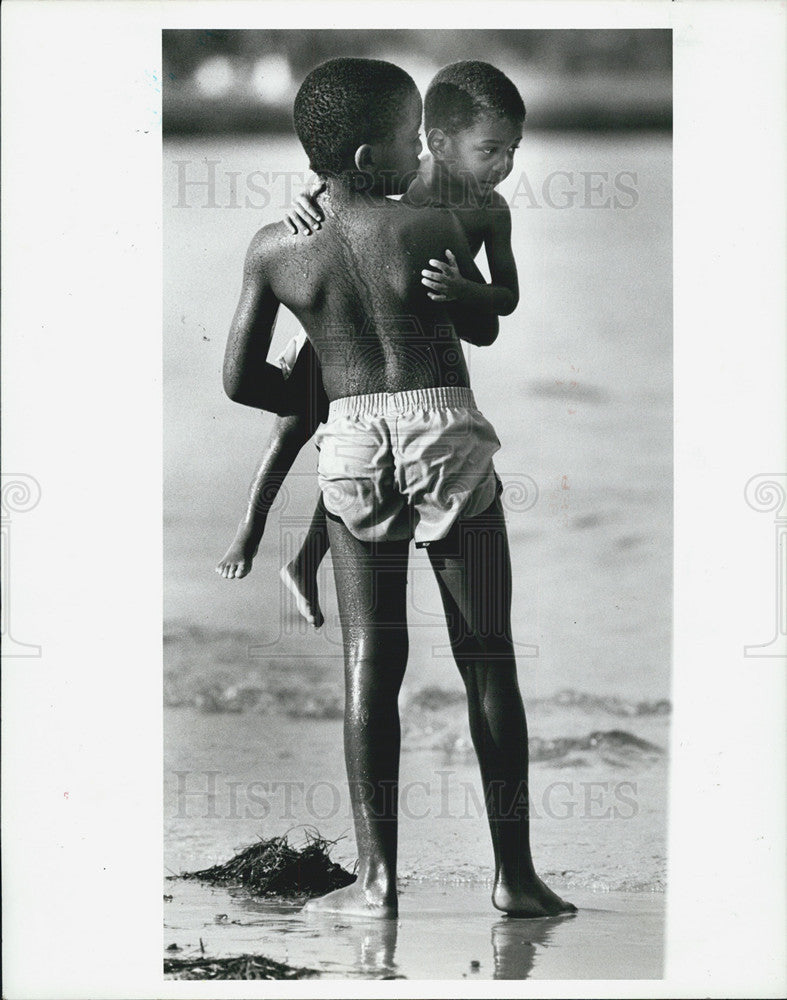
345, 638, 408, 693
347, 652, 407, 685
461, 661, 520, 702
450, 623, 514, 664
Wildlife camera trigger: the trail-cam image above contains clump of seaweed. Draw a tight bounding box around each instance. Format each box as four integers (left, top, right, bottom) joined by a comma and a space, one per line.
177, 830, 356, 899
164, 954, 317, 980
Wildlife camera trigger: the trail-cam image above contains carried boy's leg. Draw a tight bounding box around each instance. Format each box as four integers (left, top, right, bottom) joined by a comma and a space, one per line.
217, 415, 310, 579
427, 494, 576, 917
304, 516, 409, 918
280, 494, 329, 627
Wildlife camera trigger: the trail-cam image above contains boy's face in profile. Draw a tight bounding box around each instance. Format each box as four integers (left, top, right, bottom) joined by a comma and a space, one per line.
436, 113, 522, 196
369, 91, 424, 195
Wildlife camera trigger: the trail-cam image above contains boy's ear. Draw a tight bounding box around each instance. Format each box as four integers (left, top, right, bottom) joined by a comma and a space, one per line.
353, 144, 374, 172
426, 128, 449, 160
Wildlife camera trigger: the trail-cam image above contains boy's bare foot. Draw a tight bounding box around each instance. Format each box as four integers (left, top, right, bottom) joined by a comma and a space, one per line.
492, 874, 577, 918
280, 560, 324, 628
216, 530, 259, 580
302, 882, 397, 920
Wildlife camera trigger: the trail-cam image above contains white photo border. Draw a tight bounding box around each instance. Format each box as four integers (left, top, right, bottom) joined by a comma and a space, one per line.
1, 1, 785, 997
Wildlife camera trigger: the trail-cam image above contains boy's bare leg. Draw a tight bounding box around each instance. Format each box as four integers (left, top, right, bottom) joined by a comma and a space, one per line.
428, 494, 576, 918
304, 517, 409, 918
217, 415, 311, 579
280, 494, 328, 627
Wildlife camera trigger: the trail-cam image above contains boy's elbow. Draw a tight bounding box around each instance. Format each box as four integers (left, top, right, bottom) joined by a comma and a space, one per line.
223, 368, 245, 405
477, 317, 500, 346
498, 294, 519, 317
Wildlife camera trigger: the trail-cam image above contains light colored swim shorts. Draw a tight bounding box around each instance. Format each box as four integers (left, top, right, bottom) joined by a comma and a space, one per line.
314, 386, 501, 546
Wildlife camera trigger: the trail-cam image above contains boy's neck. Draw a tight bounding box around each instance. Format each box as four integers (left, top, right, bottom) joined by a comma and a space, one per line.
425, 159, 480, 209
322, 173, 390, 214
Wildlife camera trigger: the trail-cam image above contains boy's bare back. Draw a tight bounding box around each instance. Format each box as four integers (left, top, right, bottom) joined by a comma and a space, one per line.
251, 193, 484, 400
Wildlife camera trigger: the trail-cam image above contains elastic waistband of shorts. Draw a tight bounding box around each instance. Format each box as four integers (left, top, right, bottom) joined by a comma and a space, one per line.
327, 386, 477, 419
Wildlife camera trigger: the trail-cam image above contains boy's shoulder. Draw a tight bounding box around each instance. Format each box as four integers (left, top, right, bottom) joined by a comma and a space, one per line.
477, 190, 512, 238
481, 189, 511, 219
243, 220, 311, 279
245, 220, 296, 262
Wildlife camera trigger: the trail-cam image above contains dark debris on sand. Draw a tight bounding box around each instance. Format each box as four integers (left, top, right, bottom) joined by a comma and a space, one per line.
164, 953, 317, 980
176, 830, 356, 899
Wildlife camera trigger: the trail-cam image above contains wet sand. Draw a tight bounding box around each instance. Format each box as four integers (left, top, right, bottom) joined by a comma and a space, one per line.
164, 877, 664, 980
165, 705, 669, 893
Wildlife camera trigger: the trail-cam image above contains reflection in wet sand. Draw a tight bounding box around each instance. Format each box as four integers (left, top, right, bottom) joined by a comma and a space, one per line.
167, 877, 663, 979
492, 915, 570, 980
355, 919, 400, 978
304, 910, 400, 978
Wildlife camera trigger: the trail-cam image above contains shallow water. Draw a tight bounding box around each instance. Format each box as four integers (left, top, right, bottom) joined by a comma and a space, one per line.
164, 131, 672, 918
164, 878, 665, 980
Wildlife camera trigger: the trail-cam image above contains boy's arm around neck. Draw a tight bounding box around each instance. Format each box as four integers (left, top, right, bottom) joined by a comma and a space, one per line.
223, 226, 294, 412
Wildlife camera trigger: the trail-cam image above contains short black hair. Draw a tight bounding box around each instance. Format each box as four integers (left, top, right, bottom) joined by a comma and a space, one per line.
424, 61, 525, 135
293, 58, 420, 176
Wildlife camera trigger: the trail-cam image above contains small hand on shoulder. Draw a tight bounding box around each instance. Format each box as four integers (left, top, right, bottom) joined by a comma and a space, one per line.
284, 174, 326, 236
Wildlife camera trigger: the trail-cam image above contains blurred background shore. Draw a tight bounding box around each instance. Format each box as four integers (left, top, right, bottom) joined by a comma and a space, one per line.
163, 28, 671, 136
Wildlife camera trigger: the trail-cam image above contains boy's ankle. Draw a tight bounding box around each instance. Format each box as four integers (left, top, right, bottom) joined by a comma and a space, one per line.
359, 866, 397, 901
289, 552, 314, 574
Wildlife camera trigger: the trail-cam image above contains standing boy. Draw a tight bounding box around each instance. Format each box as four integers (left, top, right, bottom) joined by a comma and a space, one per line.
223, 58, 574, 919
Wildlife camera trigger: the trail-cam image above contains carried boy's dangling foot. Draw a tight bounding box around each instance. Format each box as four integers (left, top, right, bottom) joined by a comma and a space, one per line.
280, 559, 324, 628
216, 526, 259, 579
